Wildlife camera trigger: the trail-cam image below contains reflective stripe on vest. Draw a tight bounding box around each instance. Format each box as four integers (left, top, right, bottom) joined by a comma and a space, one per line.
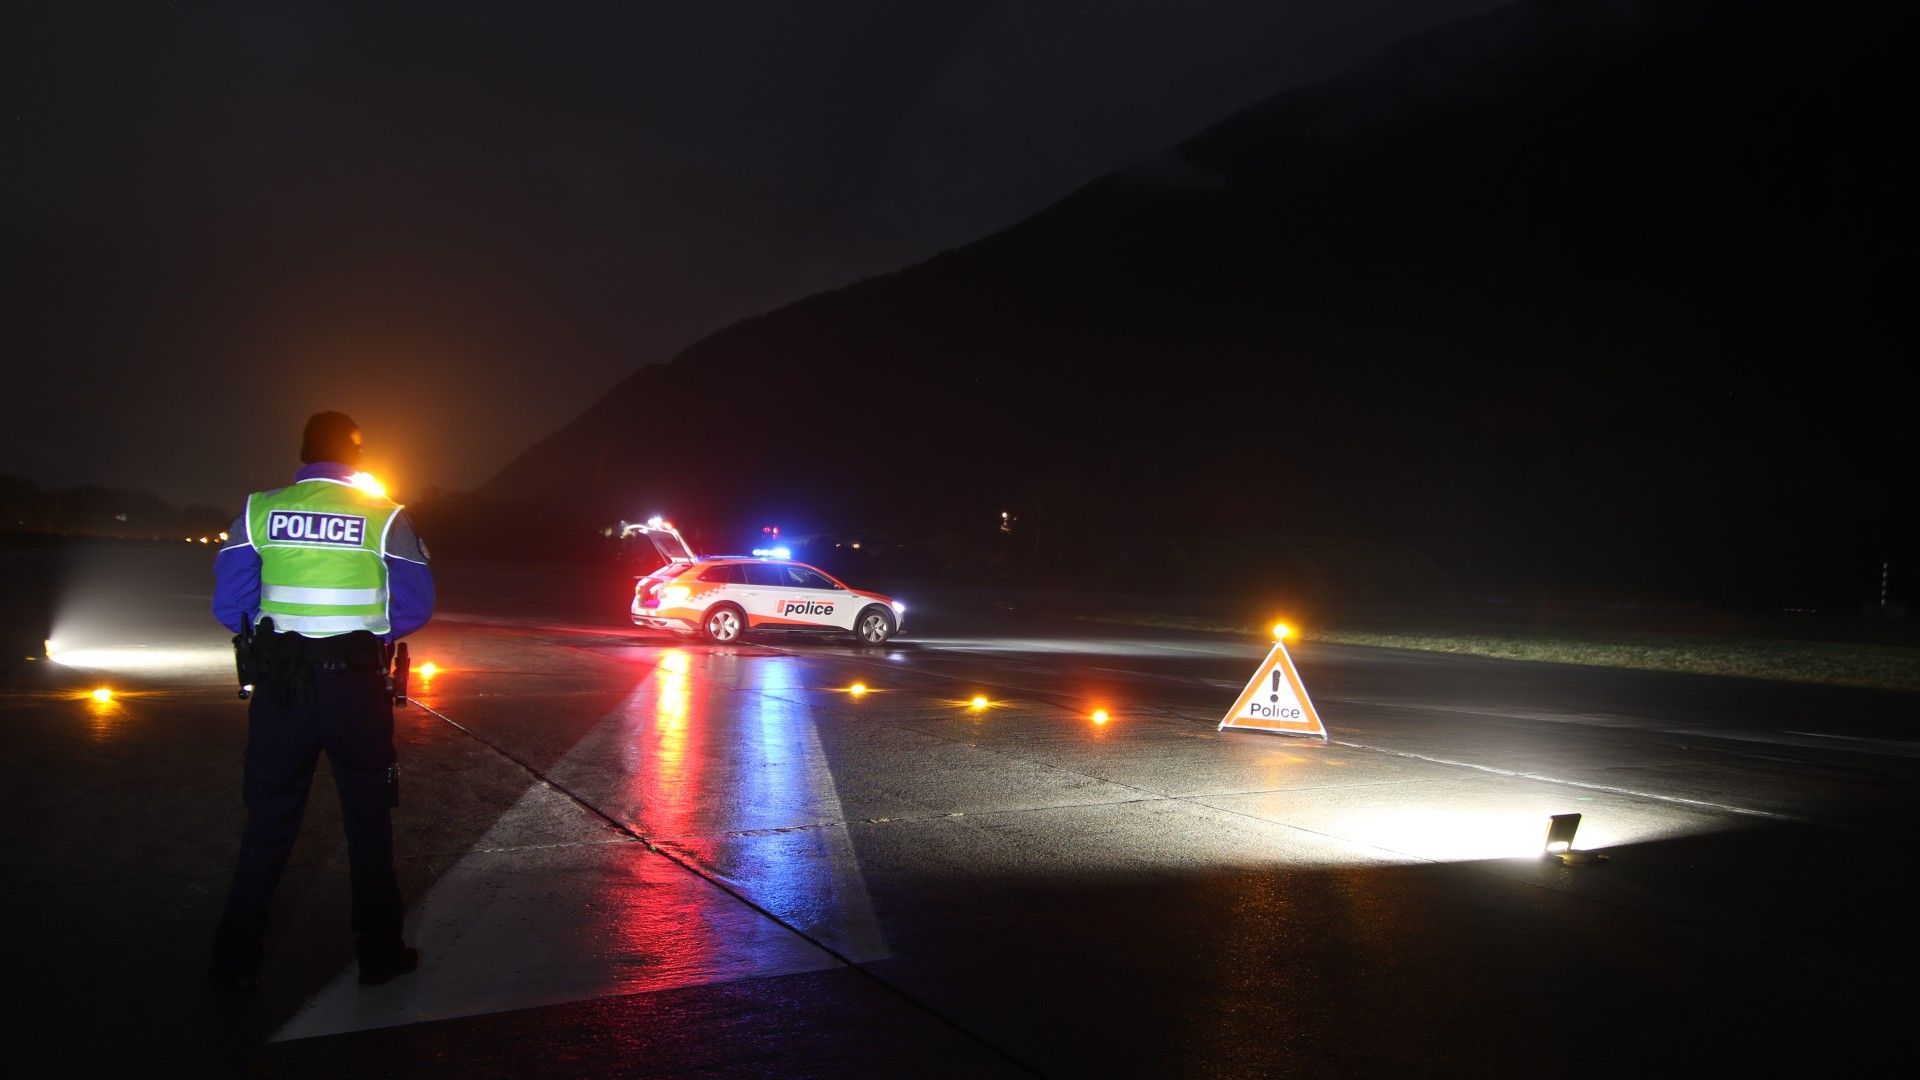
261, 584, 387, 606
265, 613, 400, 634
247, 479, 401, 637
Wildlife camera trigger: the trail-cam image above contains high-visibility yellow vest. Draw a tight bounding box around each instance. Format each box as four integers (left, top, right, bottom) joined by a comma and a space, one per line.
246, 478, 402, 636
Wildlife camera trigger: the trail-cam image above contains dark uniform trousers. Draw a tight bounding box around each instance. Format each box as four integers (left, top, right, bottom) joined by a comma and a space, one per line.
212, 635, 402, 974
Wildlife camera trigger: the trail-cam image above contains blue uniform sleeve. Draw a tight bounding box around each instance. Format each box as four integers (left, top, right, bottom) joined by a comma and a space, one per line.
384, 510, 435, 640
211, 511, 259, 634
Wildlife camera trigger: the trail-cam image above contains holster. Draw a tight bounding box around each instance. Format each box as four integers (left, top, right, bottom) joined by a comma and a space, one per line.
233, 616, 273, 699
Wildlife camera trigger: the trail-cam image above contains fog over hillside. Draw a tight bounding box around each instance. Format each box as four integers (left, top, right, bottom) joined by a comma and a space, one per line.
481, 0, 1906, 607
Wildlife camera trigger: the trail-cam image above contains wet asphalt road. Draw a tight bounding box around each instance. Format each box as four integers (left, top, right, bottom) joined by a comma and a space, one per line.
4, 542, 1917, 1076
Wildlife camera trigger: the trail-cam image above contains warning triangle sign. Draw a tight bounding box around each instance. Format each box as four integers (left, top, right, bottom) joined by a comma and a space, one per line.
1219, 641, 1326, 739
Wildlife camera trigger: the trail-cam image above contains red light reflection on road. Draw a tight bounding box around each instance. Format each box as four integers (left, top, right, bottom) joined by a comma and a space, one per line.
611, 649, 867, 977
611, 648, 889, 967
608, 647, 719, 969
632, 648, 705, 840
656, 650, 689, 731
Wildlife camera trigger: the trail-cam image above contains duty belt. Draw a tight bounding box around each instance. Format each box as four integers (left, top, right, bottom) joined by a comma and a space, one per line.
267, 630, 385, 670
256, 629, 386, 708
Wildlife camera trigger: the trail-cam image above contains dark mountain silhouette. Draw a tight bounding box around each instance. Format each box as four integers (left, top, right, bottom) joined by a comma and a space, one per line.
0, 474, 229, 540
478, 0, 1907, 607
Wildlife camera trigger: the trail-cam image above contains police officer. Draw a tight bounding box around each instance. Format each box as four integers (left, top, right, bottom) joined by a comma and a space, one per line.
207, 411, 435, 989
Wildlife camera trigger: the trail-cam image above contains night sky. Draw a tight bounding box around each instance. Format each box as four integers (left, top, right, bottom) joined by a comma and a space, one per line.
7, 1, 1504, 507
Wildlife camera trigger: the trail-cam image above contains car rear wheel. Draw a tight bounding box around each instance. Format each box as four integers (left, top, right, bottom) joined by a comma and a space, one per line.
703, 603, 746, 644
854, 606, 895, 645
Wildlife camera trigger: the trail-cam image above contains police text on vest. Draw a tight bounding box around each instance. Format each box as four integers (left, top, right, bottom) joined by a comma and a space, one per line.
268, 511, 367, 545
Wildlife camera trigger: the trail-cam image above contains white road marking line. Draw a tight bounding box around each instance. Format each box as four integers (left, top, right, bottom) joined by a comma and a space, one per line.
275, 656, 898, 1043
1781, 730, 1920, 754
1324, 739, 1794, 820
272, 772, 839, 1042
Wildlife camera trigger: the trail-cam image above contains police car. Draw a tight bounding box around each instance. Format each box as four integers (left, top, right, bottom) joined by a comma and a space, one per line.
623, 519, 904, 645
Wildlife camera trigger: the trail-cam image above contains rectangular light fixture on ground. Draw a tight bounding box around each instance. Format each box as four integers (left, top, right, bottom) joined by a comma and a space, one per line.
1545, 813, 1608, 865
1545, 813, 1581, 854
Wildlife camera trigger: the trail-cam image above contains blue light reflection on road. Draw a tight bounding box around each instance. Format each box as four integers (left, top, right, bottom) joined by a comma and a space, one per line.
747, 654, 802, 830
653, 649, 891, 962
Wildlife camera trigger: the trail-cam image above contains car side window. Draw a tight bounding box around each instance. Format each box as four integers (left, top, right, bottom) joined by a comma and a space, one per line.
699, 564, 739, 584
743, 563, 786, 587
783, 565, 838, 590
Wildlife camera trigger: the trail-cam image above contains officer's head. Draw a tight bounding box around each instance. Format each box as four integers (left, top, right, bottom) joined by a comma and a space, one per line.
300, 411, 363, 466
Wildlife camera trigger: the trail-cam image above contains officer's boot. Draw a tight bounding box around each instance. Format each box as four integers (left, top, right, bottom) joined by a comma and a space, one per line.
356, 934, 419, 985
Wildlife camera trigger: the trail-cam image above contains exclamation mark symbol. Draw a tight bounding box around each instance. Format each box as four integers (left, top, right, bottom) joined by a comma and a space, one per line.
1269, 670, 1281, 703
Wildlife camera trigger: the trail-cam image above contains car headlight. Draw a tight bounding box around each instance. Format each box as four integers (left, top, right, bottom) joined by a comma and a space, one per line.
890, 600, 905, 615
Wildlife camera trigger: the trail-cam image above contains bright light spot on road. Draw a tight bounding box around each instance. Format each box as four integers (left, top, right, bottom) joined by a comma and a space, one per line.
90, 687, 114, 703
659, 649, 688, 674
47, 646, 227, 672
1273, 622, 1291, 640
1322, 808, 1649, 863
971, 695, 989, 709
848, 682, 869, 697
349, 471, 387, 497
416, 661, 439, 678
1091, 708, 1110, 725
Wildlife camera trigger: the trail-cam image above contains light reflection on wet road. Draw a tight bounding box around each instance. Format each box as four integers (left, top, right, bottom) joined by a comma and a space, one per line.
8, 551, 1920, 1073
264, 606, 1920, 1056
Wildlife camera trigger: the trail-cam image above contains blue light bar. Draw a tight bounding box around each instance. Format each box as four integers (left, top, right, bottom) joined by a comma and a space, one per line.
751, 546, 791, 559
